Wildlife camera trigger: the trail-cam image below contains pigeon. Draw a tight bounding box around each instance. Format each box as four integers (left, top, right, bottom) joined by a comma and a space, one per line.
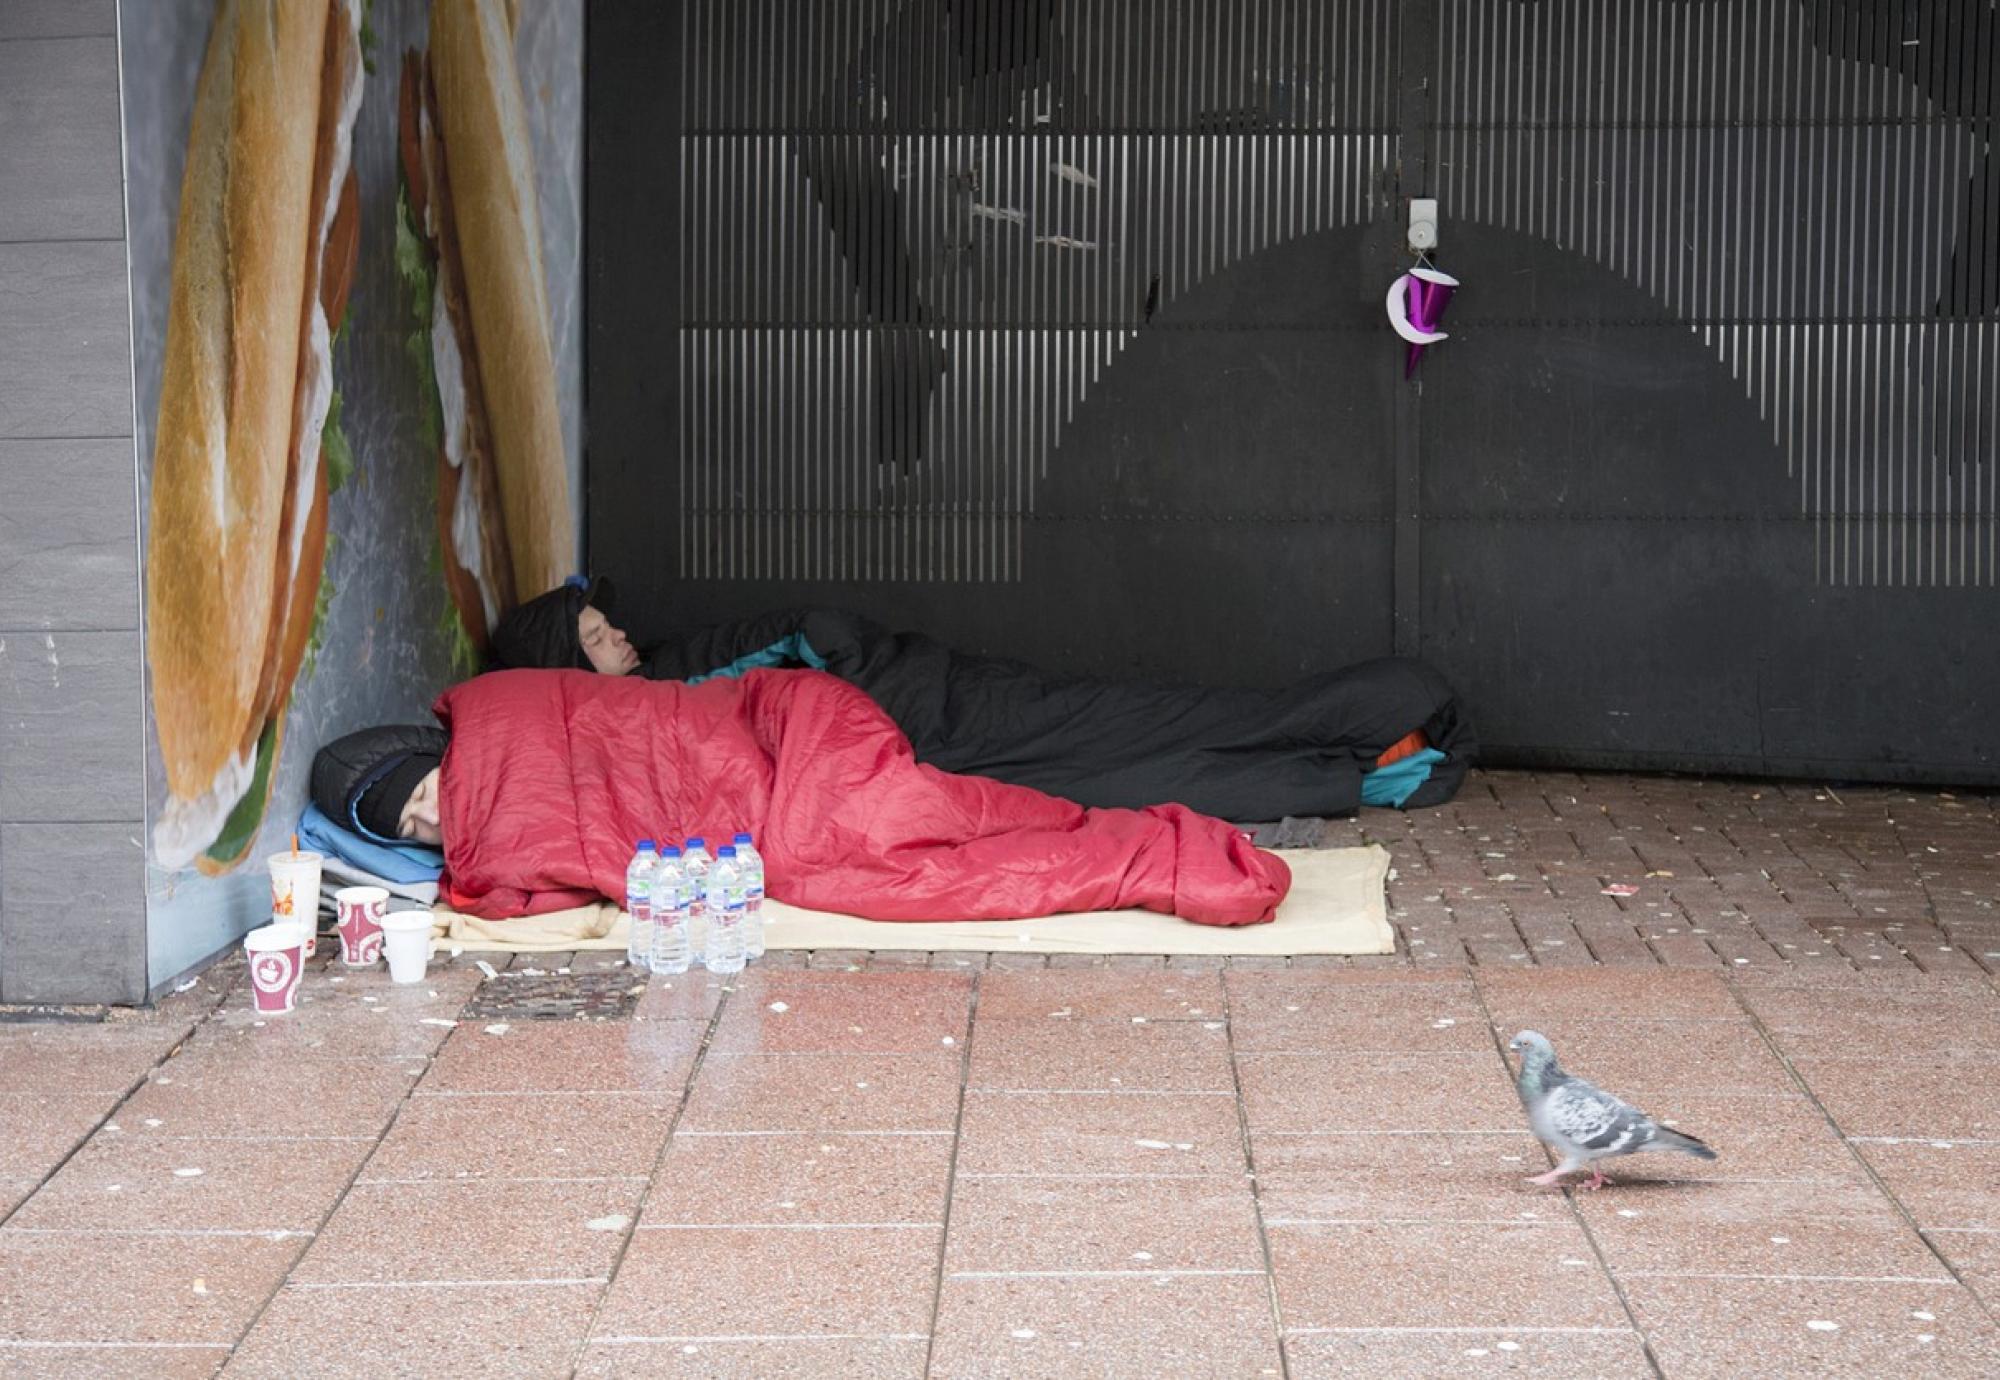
1507, 1030, 1718, 1189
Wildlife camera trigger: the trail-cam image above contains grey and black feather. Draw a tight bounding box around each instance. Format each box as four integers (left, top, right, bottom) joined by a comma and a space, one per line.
1511, 1031, 1718, 1166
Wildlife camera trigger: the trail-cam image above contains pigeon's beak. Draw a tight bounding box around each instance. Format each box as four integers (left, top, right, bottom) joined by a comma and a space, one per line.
1506, 1038, 1521, 1052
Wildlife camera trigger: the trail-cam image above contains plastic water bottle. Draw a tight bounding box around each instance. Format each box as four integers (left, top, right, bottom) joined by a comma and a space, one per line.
733, 832, 766, 959
703, 846, 746, 974
648, 845, 692, 975
624, 840, 658, 968
682, 837, 712, 932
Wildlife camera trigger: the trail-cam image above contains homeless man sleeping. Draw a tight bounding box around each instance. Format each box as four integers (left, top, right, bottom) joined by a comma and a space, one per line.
485, 577, 1477, 823
311, 666, 1291, 927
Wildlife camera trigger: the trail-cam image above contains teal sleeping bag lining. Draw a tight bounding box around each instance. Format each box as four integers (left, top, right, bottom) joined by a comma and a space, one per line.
685, 633, 828, 686
1361, 747, 1447, 808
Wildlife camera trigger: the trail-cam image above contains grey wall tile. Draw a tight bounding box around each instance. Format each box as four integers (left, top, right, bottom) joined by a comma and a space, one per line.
0, 1, 115, 40
0, 37, 125, 241
0, 821, 145, 1004
0, 438, 139, 631
0, 240, 133, 439
0, 631, 142, 821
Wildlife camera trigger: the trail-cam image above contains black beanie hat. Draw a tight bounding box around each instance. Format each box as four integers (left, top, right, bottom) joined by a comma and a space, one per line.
488, 575, 618, 673
355, 753, 441, 840
311, 724, 450, 841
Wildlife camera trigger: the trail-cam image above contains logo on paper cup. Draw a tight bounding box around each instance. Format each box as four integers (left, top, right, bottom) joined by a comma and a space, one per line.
272, 886, 295, 917
251, 949, 296, 994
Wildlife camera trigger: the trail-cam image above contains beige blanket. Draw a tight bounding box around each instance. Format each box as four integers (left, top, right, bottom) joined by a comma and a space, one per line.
428, 846, 1393, 957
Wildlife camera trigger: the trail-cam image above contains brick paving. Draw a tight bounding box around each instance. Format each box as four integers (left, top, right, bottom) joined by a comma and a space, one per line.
2, 769, 1998, 1377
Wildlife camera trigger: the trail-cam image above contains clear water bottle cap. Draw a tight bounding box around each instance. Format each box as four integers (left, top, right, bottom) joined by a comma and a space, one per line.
660, 844, 682, 858
685, 836, 705, 849
636, 839, 656, 852
734, 832, 753, 845
717, 845, 737, 859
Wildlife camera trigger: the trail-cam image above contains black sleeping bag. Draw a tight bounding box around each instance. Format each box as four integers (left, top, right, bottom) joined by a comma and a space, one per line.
654, 609, 1478, 818
490, 584, 1475, 820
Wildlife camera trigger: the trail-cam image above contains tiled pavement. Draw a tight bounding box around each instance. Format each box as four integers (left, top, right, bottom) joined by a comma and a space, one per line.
1, 770, 1997, 1377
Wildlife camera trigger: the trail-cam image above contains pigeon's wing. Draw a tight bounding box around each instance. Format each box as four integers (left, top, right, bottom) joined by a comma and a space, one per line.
1542, 1079, 1656, 1156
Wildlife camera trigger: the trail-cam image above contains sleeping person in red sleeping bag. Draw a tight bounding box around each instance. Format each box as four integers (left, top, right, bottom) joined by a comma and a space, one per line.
314, 667, 1290, 927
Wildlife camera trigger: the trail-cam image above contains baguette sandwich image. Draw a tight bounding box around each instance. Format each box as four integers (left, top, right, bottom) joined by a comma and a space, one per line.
147, 0, 367, 873
397, 0, 573, 673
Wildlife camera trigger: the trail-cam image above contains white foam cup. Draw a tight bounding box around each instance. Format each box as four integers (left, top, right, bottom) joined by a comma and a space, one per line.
379, 910, 433, 985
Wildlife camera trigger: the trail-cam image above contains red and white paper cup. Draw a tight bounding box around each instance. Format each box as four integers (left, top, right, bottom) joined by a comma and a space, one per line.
267, 849, 324, 957
333, 886, 388, 967
244, 923, 308, 1015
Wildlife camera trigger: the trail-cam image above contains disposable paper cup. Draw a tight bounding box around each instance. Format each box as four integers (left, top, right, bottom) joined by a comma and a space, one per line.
244, 923, 308, 1015
379, 910, 433, 985
268, 850, 324, 957
333, 886, 388, 967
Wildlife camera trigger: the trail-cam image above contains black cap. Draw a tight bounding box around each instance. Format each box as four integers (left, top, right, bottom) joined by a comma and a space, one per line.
355, 753, 441, 840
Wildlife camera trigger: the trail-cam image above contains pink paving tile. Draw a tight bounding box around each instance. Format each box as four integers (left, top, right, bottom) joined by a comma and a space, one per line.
1284, 1329, 1653, 1379
575, 1336, 928, 1378
1789, 1056, 2000, 1139
0, 1024, 183, 1095
222, 1280, 600, 1378
928, 1273, 1283, 1379
1267, 1220, 1626, 1332
1236, 1052, 1520, 1135
186, 1001, 460, 1062
1476, 967, 1743, 1024
710, 969, 971, 1055
363, 1092, 677, 1182
0, 1342, 230, 1379
1496, 1018, 1796, 1099
420, 1020, 703, 1094
677, 1054, 961, 1133
629, 970, 730, 1021
288, 1177, 646, 1284
0, 1180, 39, 1221
591, 1224, 940, 1339
1227, 978, 1492, 1056
114, 1054, 416, 1140
0, 1229, 300, 1346
966, 1019, 1235, 1093
1743, 986, 2000, 1058
1621, 1275, 2000, 1380
0, 1092, 125, 1187
7, 1131, 372, 1233
1576, 1179, 1949, 1280
1854, 1139, 2000, 1230
955, 1089, 1248, 1176
641, 1131, 953, 1226
943, 1175, 1265, 1274
975, 969, 1226, 1022
1928, 1229, 2000, 1309
1252, 1130, 1558, 1223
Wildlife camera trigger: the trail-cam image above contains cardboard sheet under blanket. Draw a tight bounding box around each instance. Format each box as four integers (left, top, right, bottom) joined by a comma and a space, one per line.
428, 846, 1393, 957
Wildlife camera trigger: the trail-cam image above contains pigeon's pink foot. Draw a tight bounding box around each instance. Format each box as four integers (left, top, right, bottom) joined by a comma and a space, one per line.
1582, 1168, 1612, 1191
1526, 1168, 1570, 1187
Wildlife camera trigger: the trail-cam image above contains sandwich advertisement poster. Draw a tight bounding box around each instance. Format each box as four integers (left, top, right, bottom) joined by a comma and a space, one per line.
125, 0, 582, 986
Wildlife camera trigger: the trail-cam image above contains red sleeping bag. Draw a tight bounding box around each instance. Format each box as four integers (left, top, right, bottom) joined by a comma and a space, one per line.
434, 668, 1290, 926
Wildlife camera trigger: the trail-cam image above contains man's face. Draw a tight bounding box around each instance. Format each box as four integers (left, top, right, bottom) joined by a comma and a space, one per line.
579, 606, 639, 675
398, 767, 444, 846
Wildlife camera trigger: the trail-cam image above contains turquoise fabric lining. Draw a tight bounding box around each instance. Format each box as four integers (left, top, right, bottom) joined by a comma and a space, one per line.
685, 633, 828, 685
1361, 746, 1447, 808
